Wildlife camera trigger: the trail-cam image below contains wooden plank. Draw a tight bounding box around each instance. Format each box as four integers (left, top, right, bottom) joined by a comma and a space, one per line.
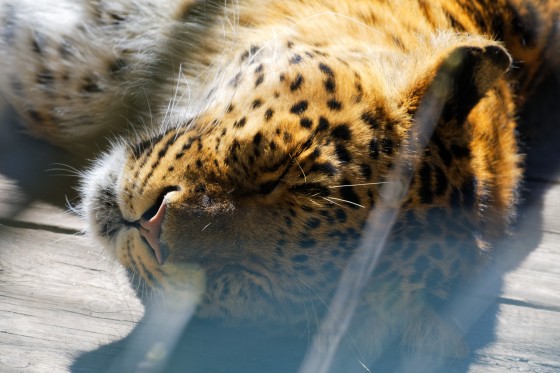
524, 181, 560, 235
0, 201, 84, 233
0, 175, 84, 233
0, 176, 27, 215
0, 225, 143, 373
490, 181, 560, 307
444, 181, 560, 372
378, 256, 560, 373
501, 231, 560, 307
439, 181, 560, 372
395, 302, 560, 373
467, 303, 560, 373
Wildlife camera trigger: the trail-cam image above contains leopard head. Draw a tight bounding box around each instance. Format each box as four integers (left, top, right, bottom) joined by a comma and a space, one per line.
81, 35, 514, 325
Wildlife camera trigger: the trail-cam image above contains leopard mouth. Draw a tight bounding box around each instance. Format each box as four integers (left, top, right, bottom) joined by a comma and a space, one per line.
120, 219, 168, 264
127, 202, 168, 265
86, 182, 170, 265
121, 186, 179, 264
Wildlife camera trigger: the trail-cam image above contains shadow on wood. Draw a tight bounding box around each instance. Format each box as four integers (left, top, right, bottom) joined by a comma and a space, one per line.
0, 105, 92, 211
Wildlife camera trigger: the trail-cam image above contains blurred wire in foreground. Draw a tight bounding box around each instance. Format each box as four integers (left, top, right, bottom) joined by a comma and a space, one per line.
298, 58, 455, 373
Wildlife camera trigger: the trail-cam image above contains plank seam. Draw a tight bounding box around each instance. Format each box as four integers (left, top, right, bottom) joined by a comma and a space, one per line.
0, 218, 82, 235
497, 296, 560, 313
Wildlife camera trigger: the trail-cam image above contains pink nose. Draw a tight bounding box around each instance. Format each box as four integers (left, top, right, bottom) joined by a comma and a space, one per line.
139, 199, 168, 264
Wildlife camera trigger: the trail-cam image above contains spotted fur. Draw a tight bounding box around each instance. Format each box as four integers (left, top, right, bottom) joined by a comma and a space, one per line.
1, 0, 558, 362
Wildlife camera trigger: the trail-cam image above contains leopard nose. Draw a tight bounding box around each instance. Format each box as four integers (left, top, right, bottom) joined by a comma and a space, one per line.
139, 187, 178, 264
139, 203, 166, 264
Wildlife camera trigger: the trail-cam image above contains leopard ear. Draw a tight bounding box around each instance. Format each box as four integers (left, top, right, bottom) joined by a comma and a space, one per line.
408, 44, 512, 125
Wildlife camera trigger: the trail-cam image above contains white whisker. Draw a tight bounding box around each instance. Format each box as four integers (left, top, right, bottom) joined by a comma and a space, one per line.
320, 196, 344, 208
329, 182, 395, 188
294, 159, 307, 183
307, 197, 324, 207
325, 197, 365, 209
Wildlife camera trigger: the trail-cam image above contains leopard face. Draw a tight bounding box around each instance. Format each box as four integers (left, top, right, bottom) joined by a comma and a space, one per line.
84, 50, 394, 323
82, 36, 518, 330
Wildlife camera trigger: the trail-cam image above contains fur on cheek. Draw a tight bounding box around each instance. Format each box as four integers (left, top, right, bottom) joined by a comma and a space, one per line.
79, 143, 127, 244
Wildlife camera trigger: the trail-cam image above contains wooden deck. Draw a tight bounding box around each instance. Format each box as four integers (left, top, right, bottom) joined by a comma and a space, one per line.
1, 75, 559, 372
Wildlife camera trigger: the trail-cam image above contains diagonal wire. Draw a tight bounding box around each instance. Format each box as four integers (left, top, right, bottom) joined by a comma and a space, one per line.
298, 65, 453, 373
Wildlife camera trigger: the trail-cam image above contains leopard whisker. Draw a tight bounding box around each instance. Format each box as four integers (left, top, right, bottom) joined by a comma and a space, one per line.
320, 196, 345, 208
310, 299, 324, 339
307, 197, 325, 207
168, 64, 193, 135
328, 181, 396, 188
161, 62, 183, 131
173, 69, 194, 141
65, 195, 81, 216
121, 113, 145, 149
47, 232, 84, 245
295, 159, 307, 183
301, 301, 313, 343
136, 115, 149, 136
324, 196, 366, 209
292, 273, 362, 351
45, 163, 82, 177
143, 87, 154, 130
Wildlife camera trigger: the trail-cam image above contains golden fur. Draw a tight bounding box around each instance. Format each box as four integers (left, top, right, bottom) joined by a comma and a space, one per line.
1, 0, 558, 362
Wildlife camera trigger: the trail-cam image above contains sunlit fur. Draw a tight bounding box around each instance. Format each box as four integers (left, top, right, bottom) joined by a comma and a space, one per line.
1, 0, 558, 361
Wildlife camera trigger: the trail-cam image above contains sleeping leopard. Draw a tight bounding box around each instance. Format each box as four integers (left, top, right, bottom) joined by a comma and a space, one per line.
1, 0, 558, 367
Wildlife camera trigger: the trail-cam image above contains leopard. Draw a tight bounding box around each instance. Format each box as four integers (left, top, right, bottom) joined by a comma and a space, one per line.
1, 0, 558, 368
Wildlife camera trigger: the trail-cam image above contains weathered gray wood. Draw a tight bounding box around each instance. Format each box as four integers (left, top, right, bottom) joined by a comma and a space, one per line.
0, 226, 143, 373
388, 297, 560, 373
468, 303, 560, 373
0, 175, 84, 233
456, 180, 560, 372
0, 175, 30, 224
501, 231, 560, 307
524, 181, 560, 235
